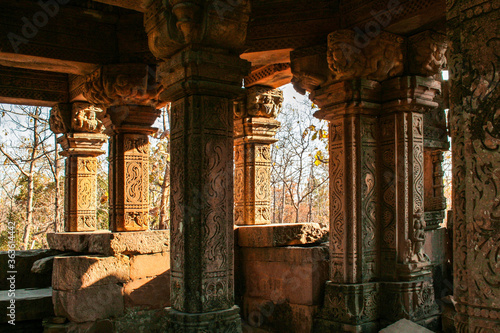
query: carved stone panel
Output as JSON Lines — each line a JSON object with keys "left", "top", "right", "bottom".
{"left": 447, "top": 2, "right": 500, "bottom": 331}
{"left": 109, "top": 132, "right": 151, "bottom": 232}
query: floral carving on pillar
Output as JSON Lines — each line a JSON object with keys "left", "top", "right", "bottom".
{"left": 234, "top": 86, "right": 282, "bottom": 225}
{"left": 447, "top": 1, "right": 500, "bottom": 331}
{"left": 50, "top": 103, "right": 107, "bottom": 232}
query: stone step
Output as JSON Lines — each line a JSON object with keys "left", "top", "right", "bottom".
{"left": 0, "top": 287, "right": 54, "bottom": 323}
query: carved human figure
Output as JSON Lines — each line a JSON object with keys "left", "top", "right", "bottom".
{"left": 412, "top": 210, "right": 427, "bottom": 262}
{"left": 410, "top": 31, "right": 448, "bottom": 77}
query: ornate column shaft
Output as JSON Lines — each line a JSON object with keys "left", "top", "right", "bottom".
{"left": 377, "top": 31, "right": 447, "bottom": 327}
{"left": 145, "top": 0, "right": 251, "bottom": 330}
{"left": 50, "top": 103, "right": 107, "bottom": 232}
{"left": 83, "top": 64, "right": 162, "bottom": 231}
{"left": 234, "top": 86, "right": 282, "bottom": 225}
{"left": 292, "top": 30, "right": 406, "bottom": 332}
{"left": 447, "top": 2, "right": 500, "bottom": 332}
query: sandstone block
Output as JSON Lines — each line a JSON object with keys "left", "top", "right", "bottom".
{"left": 53, "top": 255, "right": 130, "bottom": 290}
{"left": 53, "top": 284, "right": 124, "bottom": 323}
{"left": 47, "top": 231, "right": 169, "bottom": 256}
{"left": 237, "top": 223, "right": 327, "bottom": 248}
{"left": 130, "top": 252, "right": 170, "bottom": 280}
{"left": 123, "top": 272, "right": 171, "bottom": 309}
{"left": 243, "top": 296, "right": 318, "bottom": 333}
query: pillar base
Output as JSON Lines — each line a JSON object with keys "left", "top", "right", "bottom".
{"left": 379, "top": 277, "right": 440, "bottom": 324}
{"left": 314, "top": 282, "right": 379, "bottom": 332}
{"left": 166, "top": 306, "right": 242, "bottom": 333}
{"left": 314, "top": 319, "right": 379, "bottom": 333}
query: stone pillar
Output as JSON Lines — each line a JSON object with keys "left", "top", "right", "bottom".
{"left": 291, "top": 30, "right": 405, "bottom": 332}
{"left": 83, "top": 64, "right": 162, "bottom": 231}
{"left": 145, "top": 0, "right": 251, "bottom": 330}
{"left": 447, "top": 2, "right": 500, "bottom": 332}
{"left": 378, "top": 75, "right": 441, "bottom": 326}
{"left": 234, "top": 86, "right": 282, "bottom": 226}
{"left": 291, "top": 29, "right": 445, "bottom": 331}
{"left": 49, "top": 103, "right": 107, "bottom": 232}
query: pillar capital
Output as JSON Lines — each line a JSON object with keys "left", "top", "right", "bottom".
{"left": 157, "top": 48, "right": 251, "bottom": 102}
{"left": 234, "top": 85, "right": 283, "bottom": 120}
{"left": 83, "top": 64, "right": 162, "bottom": 109}
{"left": 327, "top": 30, "right": 404, "bottom": 82}
{"left": 290, "top": 44, "right": 329, "bottom": 95}
{"left": 144, "top": 0, "right": 251, "bottom": 59}
{"left": 50, "top": 102, "right": 105, "bottom": 136}
{"left": 408, "top": 30, "right": 448, "bottom": 77}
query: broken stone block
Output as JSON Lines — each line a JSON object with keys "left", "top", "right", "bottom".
{"left": 379, "top": 319, "right": 434, "bottom": 333}
{"left": 47, "top": 231, "right": 169, "bottom": 256}
{"left": 53, "top": 255, "right": 130, "bottom": 291}
{"left": 53, "top": 284, "right": 124, "bottom": 323}
{"left": 129, "top": 252, "right": 170, "bottom": 280}
{"left": 237, "top": 223, "right": 328, "bottom": 248}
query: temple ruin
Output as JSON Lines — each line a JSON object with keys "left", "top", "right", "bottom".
{"left": 0, "top": 0, "right": 498, "bottom": 332}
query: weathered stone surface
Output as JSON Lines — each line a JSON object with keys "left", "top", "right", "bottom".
{"left": 47, "top": 231, "right": 169, "bottom": 256}
{"left": 166, "top": 306, "right": 242, "bottom": 333}
{"left": 53, "top": 284, "right": 124, "bottom": 323}
{"left": 0, "top": 250, "right": 61, "bottom": 290}
{"left": 240, "top": 246, "right": 328, "bottom": 306}
{"left": 237, "top": 223, "right": 327, "bottom": 248}
{"left": 129, "top": 252, "right": 170, "bottom": 280}
{"left": 379, "top": 319, "right": 434, "bottom": 333}
{"left": 53, "top": 255, "right": 130, "bottom": 291}
{"left": 123, "top": 273, "right": 170, "bottom": 309}
{"left": 243, "top": 296, "right": 318, "bottom": 333}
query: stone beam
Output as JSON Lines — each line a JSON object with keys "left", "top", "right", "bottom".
{"left": 0, "top": 65, "right": 68, "bottom": 106}
{"left": 0, "top": 0, "right": 117, "bottom": 73}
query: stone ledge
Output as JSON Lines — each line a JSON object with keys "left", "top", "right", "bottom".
{"left": 47, "top": 231, "right": 169, "bottom": 256}
{"left": 237, "top": 223, "right": 327, "bottom": 248}
{"left": 0, "top": 287, "right": 53, "bottom": 323}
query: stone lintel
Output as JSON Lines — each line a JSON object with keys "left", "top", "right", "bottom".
{"left": 237, "top": 223, "right": 327, "bottom": 248}
{"left": 47, "top": 231, "right": 169, "bottom": 256}
{"left": 244, "top": 63, "right": 292, "bottom": 88}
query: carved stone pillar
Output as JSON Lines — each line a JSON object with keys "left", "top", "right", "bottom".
{"left": 378, "top": 76, "right": 441, "bottom": 326}
{"left": 83, "top": 64, "right": 162, "bottom": 231}
{"left": 234, "top": 86, "right": 282, "bottom": 225}
{"left": 291, "top": 30, "right": 405, "bottom": 332}
{"left": 49, "top": 103, "right": 107, "bottom": 232}
{"left": 447, "top": 2, "right": 500, "bottom": 332}
{"left": 145, "top": 0, "right": 251, "bottom": 330}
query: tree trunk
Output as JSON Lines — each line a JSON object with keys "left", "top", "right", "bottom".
{"left": 159, "top": 163, "right": 169, "bottom": 229}
{"left": 23, "top": 174, "right": 34, "bottom": 250}
{"left": 54, "top": 135, "right": 61, "bottom": 232}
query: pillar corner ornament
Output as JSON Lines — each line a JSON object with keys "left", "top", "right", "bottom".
{"left": 144, "top": 0, "right": 251, "bottom": 60}
{"left": 408, "top": 30, "right": 448, "bottom": 77}
{"left": 327, "top": 29, "right": 404, "bottom": 82}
